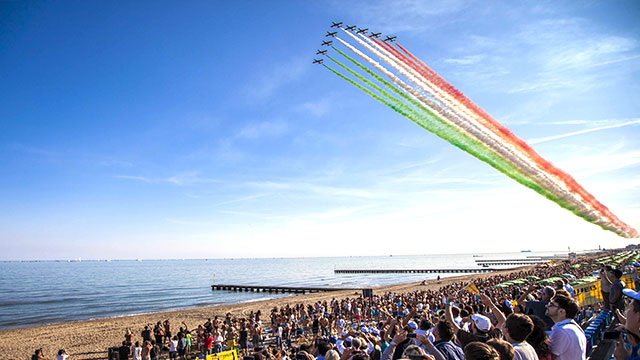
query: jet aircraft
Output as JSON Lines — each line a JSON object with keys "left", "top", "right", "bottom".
{"left": 313, "top": 59, "right": 324, "bottom": 64}
{"left": 345, "top": 25, "right": 356, "bottom": 31}
{"left": 331, "top": 22, "right": 343, "bottom": 28}
{"left": 384, "top": 36, "right": 397, "bottom": 42}
{"left": 326, "top": 31, "right": 337, "bottom": 37}
{"left": 370, "top": 32, "right": 381, "bottom": 38}
{"left": 356, "top": 28, "right": 368, "bottom": 34}
{"left": 321, "top": 40, "right": 333, "bottom": 46}
{"left": 316, "top": 50, "right": 327, "bottom": 55}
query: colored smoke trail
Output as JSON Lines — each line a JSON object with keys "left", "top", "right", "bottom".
{"left": 317, "top": 26, "right": 638, "bottom": 238}
{"left": 327, "top": 47, "right": 607, "bottom": 230}
{"left": 338, "top": 31, "right": 608, "bottom": 228}
{"left": 385, "top": 39, "right": 631, "bottom": 234}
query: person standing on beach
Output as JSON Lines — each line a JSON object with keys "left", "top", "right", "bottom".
{"left": 153, "top": 322, "right": 164, "bottom": 346}
{"left": 168, "top": 337, "right": 178, "bottom": 360}
{"left": 132, "top": 342, "right": 142, "bottom": 360}
{"left": 164, "top": 320, "right": 172, "bottom": 343}
{"left": 141, "top": 340, "right": 151, "bottom": 360}
{"left": 141, "top": 326, "right": 152, "bottom": 343}
{"left": 150, "top": 340, "right": 160, "bottom": 360}
{"left": 119, "top": 341, "right": 131, "bottom": 360}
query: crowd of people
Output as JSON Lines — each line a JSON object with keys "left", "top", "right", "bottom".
{"left": 32, "top": 252, "right": 640, "bottom": 360}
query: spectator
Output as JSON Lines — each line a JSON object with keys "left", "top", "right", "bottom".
{"left": 545, "top": 296, "right": 586, "bottom": 360}
{"left": 150, "top": 340, "right": 160, "bottom": 360}
{"left": 168, "top": 336, "right": 178, "bottom": 360}
{"left": 518, "top": 286, "right": 555, "bottom": 331}
{"left": 118, "top": 341, "right": 131, "bottom": 360}
{"left": 464, "top": 342, "right": 500, "bottom": 360}
{"left": 502, "top": 314, "right": 538, "bottom": 360}
{"left": 56, "top": 349, "right": 69, "bottom": 360}
{"left": 600, "top": 266, "right": 613, "bottom": 310}
{"left": 610, "top": 269, "right": 626, "bottom": 313}
{"left": 486, "top": 339, "right": 515, "bottom": 360}
{"left": 132, "top": 341, "right": 142, "bottom": 360}
{"left": 32, "top": 349, "right": 45, "bottom": 360}
{"left": 614, "top": 288, "right": 640, "bottom": 360}
{"left": 526, "top": 316, "right": 551, "bottom": 360}
{"left": 432, "top": 321, "right": 464, "bottom": 360}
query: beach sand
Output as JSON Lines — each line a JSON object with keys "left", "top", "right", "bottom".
{"left": 0, "top": 266, "right": 534, "bottom": 360}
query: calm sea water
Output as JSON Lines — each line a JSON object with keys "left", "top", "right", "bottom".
{"left": 0, "top": 251, "right": 564, "bottom": 329}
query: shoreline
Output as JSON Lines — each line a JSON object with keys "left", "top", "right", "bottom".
{"left": 0, "top": 265, "right": 536, "bottom": 360}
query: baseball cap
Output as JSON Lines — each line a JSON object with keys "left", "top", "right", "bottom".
{"left": 623, "top": 288, "right": 640, "bottom": 301}
{"left": 471, "top": 314, "right": 492, "bottom": 332}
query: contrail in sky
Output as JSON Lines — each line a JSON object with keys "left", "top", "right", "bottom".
{"left": 317, "top": 24, "right": 638, "bottom": 238}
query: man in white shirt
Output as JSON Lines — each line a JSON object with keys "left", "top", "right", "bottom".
{"left": 545, "top": 295, "right": 586, "bottom": 360}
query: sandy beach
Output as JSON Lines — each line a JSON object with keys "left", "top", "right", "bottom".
{"left": 0, "top": 266, "right": 535, "bottom": 360}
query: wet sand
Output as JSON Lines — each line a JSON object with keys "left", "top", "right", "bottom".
{"left": 0, "top": 266, "right": 533, "bottom": 360}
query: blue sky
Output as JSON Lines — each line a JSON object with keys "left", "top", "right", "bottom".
{"left": 1, "top": 0, "right": 639, "bottom": 260}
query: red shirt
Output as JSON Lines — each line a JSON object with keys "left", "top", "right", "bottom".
{"left": 205, "top": 336, "right": 213, "bottom": 349}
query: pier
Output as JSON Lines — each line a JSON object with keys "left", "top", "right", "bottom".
{"left": 475, "top": 259, "right": 546, "bottom": 263}
{"left": 473, "top": 261, "right": 544, "bottom": 266}
{"left": 334, "top": 268, "right": 503, "bottom": 274}
{"left": 211, "top": 284, "right": 358, "bottom": 294}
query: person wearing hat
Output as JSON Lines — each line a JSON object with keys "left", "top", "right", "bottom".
{"left": 613, "top": 288, "right": 640, "bottom": 360}
{"left": 633, "top": 263, "right": 640, "bottom": 293}
{"left": 444, "top": 298, "right": 501, "bottom": 348}
{"left": 544, "top": 296, "right": 586, "bottom": 360}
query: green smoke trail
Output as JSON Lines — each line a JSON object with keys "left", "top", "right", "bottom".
{"left": 323, "top": 59, "right": 603, "bottom": 229}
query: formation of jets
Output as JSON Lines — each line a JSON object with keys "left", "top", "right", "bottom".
{"left": 315, "top": 22, "right": 397, "bottom": 65}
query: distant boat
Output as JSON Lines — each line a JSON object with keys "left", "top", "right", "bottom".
{"left": 136, "top": 259, "right": 142, "bottom": 262}
{"left": 521, "top": 250, "right": 532, "bottom": 252}
{"left": 473, "top": 255, "right": 482, "bottom": 257}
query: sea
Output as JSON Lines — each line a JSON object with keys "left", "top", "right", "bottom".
{"left": 0, "top": 251, "right": 569, "bottom": 330}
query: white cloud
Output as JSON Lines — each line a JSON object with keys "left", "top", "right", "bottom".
{"left": 294, "top": 98, "right": 331, "bottom": 117}
{"left": 115, "top": 172, "right": 220, "bottom": 186}
{"left": 246, "top": 57, "right": 308, "bottom": 101}
{"left": 444, "top": 54, "right": 487, "bottom": 65}
{"left": 236, "top": 119, "right": 288, "bottom": 139}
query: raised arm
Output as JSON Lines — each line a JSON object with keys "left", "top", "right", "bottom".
{"left": 478, "top": 293, "right": 506, "bottom": 327}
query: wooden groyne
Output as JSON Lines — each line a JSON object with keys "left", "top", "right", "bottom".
{"left": 211, "top": 284, "right": 358, "bottom": 294}
{"left": 334, "top": 268, "right": 503, "bottom": 274}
